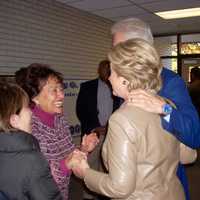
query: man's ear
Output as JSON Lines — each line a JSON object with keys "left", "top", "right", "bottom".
{"left": 9, "top": 114, "right": 19, "bottom": 129}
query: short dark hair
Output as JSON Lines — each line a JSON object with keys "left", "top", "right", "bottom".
{"left": 98, "top": 60, "right": 110, "bottom": 82}
{"left": 15, "top": 63, "right": 63, "bottom": 101}
{"left": 191, "top": 67, "right": 200, "bottom": 79}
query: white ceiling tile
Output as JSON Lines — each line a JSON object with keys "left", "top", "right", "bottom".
{"left": 150, "top": 23, "right": 178, "bottom": 35}
{"left": 56, "top": 0, "right": 79, "bottom": 3}
{"left": 110, "top": 12, "right": 162, "bottom": 23}
{"left": 93, "top": 5, "right": 145, "bottom": 18}
{"left": 129, "top": 0, "right": 164, "bottom": 4}
{"left": 67, "top": 0, "right": 132, "bottom": 11}
{"left": 55, "top": 0, "right": 200, "bottom": 34}
{"left": 151, "top": 16, "right": 200, "bottom": 35}
{"left": 140, "top": 0, "right": 200, "bottom": 12}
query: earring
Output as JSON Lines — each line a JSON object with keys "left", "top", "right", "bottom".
{"left": 122, "top": 80, "right": 126, "bottom": 85}
{"left": 33, "top": 98, "right": 40, "bottom": 105}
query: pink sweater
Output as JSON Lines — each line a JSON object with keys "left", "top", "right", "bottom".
{"left": 31, "top": 105, "right": 75, "bottom": 200}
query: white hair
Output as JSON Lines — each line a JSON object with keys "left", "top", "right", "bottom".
{"left": 111, "top": 18, "right": 154, "bottom": 45}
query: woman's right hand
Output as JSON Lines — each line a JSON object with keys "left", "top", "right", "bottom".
{"left": 71, "top": 150, "right": 89, "bottom": 179}
{"left": 64, "top": 149, "right": 87, "bottom": 169}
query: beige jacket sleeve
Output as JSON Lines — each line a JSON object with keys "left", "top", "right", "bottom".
{"left": 84, "top": 112, "right": 137, "bottom": 199}
{"left": 180, "top": 143, "right": 197, "bottom": 164}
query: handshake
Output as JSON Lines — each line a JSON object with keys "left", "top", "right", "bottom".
{"left": 64, "top": 149, "right": 89, "bottom": 179}
{"left": 67, "top": 149, "right": 88, "bottom": 168}
{"left": 63, "top": 132, "right": 99, "bottom": 178}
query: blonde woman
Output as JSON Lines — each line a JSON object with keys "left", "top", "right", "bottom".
{"left": 70, "top": 39, "right": 198, "bottom": 200}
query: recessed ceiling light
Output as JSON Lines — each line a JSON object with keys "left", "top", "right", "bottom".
{"left": 155, "top": 7, "right": 200, "bottom": 19}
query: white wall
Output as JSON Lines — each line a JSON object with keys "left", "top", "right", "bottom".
{"left": 0, "top": 0, "right": 113, "bottom": 79}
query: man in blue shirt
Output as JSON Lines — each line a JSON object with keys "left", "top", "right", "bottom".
{"left": 111, "top": 17, "right": 200, "bottom": 200}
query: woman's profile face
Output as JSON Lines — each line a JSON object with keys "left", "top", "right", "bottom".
{"left": 34, "top": 76, "right": 65, "bottom": 114}
{"left": 108, "top": 66, "right": 127, "bottom": 99}
{"left": 13, "top": 104, "right": 32, "bottom": 133}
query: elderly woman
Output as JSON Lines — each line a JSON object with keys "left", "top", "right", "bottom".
{"left": 15, "top": 63, "right": 98, "bottom": 200}
{"left": 0, "top": 82, "right": 62, "bottom": 199}
{"left": 70, "top": 39, "right": 197, "bottom": 200}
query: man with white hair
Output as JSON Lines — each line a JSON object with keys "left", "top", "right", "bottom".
{"left": 111, "top": 17, "right": 200, "bottom": 200}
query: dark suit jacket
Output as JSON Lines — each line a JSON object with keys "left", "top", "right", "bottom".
{"left": 0, "top": 191, "right": 9, "bottom": 200}
{"left": 76, "top": 78, "right": 121, "bottom": 136}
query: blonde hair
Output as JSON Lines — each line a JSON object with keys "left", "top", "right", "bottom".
{"left": 0, "top": 82, "right": 29, "bottom": 132}
{"left": 108, "top": 39, "right": 162, "bottom": 93}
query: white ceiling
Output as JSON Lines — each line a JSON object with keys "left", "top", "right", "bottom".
{"left": 56, "top": 0, "right": 200, "bottom": 35}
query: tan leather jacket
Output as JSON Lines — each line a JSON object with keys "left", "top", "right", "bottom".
{"left": 84, "top": 104, "right": 185, "bottom": 200}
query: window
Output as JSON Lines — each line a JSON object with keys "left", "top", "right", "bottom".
{"left": 161, "top": 58, "right": 177, "bottom": 73}
{"left": 154, "top": 36, "right": 177, "bottom": 56}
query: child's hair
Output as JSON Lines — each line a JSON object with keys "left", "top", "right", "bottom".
{"left": 0, "top": 82, "right": 29, "bottom": 132}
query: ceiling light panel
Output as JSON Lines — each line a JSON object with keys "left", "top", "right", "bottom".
{"left": 155, "top": 7, "right": 200, "bottom": 19}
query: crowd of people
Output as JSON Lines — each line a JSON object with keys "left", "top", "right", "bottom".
{"left": 0, "top": 17, "right": 199, "bottom": 200}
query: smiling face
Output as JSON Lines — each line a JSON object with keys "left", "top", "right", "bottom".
{"left": 33, "top": 76, "right": 65, "bottom": 114}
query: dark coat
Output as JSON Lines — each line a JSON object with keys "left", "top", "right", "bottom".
{"left": 189, "top": 80, "right": 200, "bottom": 117}
{"left": 0, "top": 131, "right": 62, "bottom": 200}
{"left": 76, "top": 79, "right": 121, "bottom": 136}
{"left": 0, "top": 191, "right": 10, "bottom": 200}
